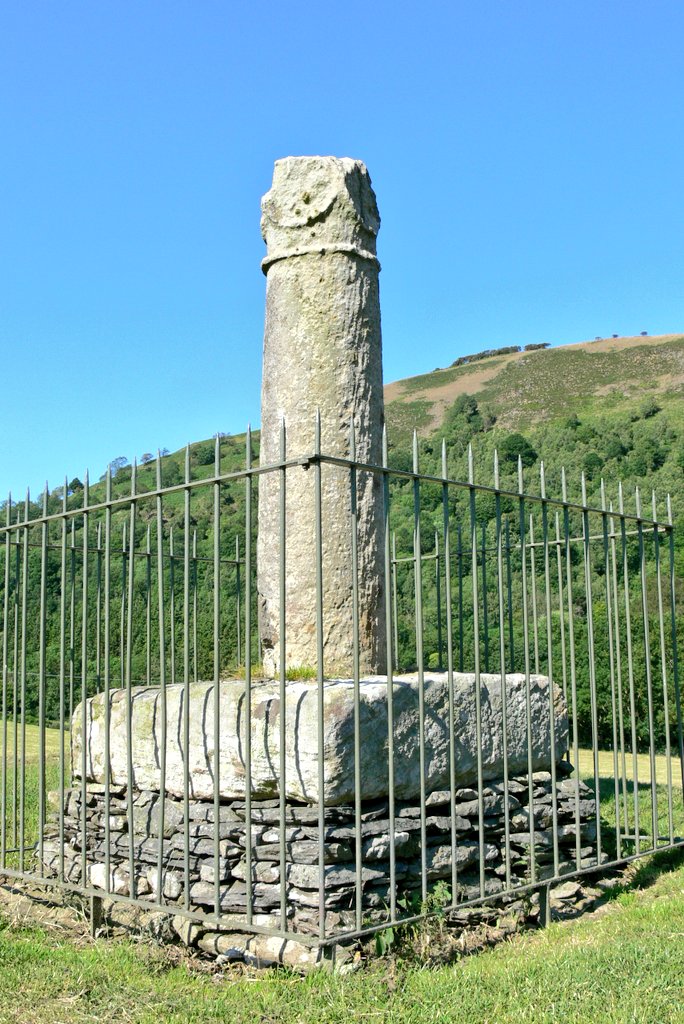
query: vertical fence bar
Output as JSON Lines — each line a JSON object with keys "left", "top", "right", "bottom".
{"left": 155, "top": 452, "right": 168, "bottom": 906}
{"left": 183, "top": 448, "right": 191, "bottom": 909}
{"left": 505, "top": 518, "right": 515, "bottom": 674}
{"left": 169, "top": 529, "right": 176, "bottom": 687}
{"left": 314, "top": 411, "right": 327, "bottom": 941}
{"left": 601, "top": 482, "right": 622, "bottom": 860}
{"left": 435, "top": 530, "right": 443, "bottom": 671}
{"left": 619, "top": 482, "right": 640, "bottom": 853}
{"left": 561, "top": 469, "right": 582, "bottom": 870}
{"left": 146, "top": 527, "right": 152, "bottom": 686}
{"left": 517, "top": 461, "right": 535, "bottom": 885}
{"left": 391, "top": 532, "right": 399, "bottom": 672}
{"left": 609, "top": 502, "right": 630, "bottom": 840}
{"left": 1, "top": 495, "right": 11, "bottom": 868}
{"left": 667, "top": 495, "right": 684, "bottom": 795}
{"left": 554, "top": 513, "right": 568, "bottom": 704}
{"left": 457, "top": 524, "right": 464, "bottom": 673}
{"left": 192, "top": 531, "right": 198, "bottom": 684}
{"left": 214, "top": 437, "right": 223, "bottom": 919}
{"left": 95, "top": 523, "right": 102, "bottom": 693}
{"left": 69, "top": 519, "right": 76, "bottom": 724}
{"left": 243, "top": 430, "right": 253, "bottom": 926}
{"left": 636, "top": 487, "right": 658, "bottom": 849}
{"left": 349, "top": 419, "right": 363, "bottom": 931}
{"left": 37, "top": 484, "right": 48, "bottom": 876}
{"left": 18, "top": 492, "right": 28, "bottom": 872}
{"left": 58, "top": 484, "right": 67, "bottom": 883}
{"left": 382, "top": 427, "right": 397, "bottom": 922}
{"left": 103, "top": 468, "right": 112, "bottom": 894}
{"left": 413, "top": 431, "right": 428, "bottom": 903}
{"left": 125, "top": 464, "right": 137, "bottom": 898}
{"left": 442, "top": 441, "right": 459, "bottom": 904}
{"left": 581, "top": 473, "right": 602, "bottom": 865}
{"left": 278, "top": 418, "right": 287, "bottom": 932}
{"left": 235, "top": 535, "right": 241, "bottom": 668}
{"left": 80, "top": 475, "right": 90, "bottom": 887}
{"left": 494, "top": 451, "right": 511, "bottom": 887}
{"left": 539, "top": 464, "right": 559, "bottom": 876}
{"left": 481, "top": 524, "right": 489, "bottom": 673}
{"left": 12, "top": 519, "right": 20, "bottom": 849}
{"left": 469, "top": 446, "right": 485, "bottom": 897}
{"left": 652, "top": 492, "right": 674, "bottom": 845}
{"left": 120, "top": 521, "right": 127, "bottom": 690}
{"left": 529, "top": 516, "right": 539, "bottom": 675}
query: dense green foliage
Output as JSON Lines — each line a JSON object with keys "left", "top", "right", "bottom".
{"left": 1, "top": 337, "right": 683, "bottom": 755}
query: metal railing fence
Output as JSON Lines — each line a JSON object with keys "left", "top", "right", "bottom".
{"left": 0, "top": 421, "right": 682, "bottom": 949}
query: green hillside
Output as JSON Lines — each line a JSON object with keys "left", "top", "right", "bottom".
{"left": 385, "top": 333, "right": 684, "bottom": 440}
{"left": 385, "top": 333, "right": 684, "bottom": 523}
{"left": 2, "top": 332, "right": 683, "bottom": 757}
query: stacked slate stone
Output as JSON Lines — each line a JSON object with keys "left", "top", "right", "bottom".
{"left": 42, "top": 762, "right": 599, "bottom": 941}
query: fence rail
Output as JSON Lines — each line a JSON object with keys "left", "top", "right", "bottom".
{"left": 0, "top": 422, "right": 682, "bottom": 950}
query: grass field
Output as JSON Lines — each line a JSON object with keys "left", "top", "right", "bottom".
{"left": 0, "top": 849, "right": 682, "bottom": 1022}
{"left": 577, "top": 747, "right": 683, "bottom": 788}
{"left": 0, "top": 729, "right": 683, "bottom": 1022}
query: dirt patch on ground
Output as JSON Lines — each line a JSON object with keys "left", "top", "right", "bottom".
{"left": 0, "top": 881, "right": 89, "bottom": 940}
{"left": 384, "top": 356, "right": 518, "bottom": 428}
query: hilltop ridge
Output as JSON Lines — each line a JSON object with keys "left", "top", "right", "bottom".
{"left": 384, "top": 333, "right": 684, "bottom": 441}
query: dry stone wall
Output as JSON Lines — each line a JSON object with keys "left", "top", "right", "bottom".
{"left": 43, "top": 763, "right": 599, "bottom": 959}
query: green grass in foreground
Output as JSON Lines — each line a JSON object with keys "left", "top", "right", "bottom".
{"left": 1, "top": 730, "right": 684, "bottom": 1021}
{"left": 0, "top": 852, "right": 683, "bottom": 1023}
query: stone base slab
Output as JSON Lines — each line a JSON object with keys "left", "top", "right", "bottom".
{"left": 72, "top": 673, "right": 568, "bottom": 805}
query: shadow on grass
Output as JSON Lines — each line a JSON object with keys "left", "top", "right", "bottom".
{"left": 582, "top": 774, "right": 684, "bottom": 897}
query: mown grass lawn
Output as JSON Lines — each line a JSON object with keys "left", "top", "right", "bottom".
{"left": 0, "top": 851, "right": 683, "bottom": 1024}
{"left": 0, "top": 729, "right": 683, "bottom": 1022}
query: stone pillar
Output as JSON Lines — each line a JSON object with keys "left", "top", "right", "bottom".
{"left": 257, "top": 156, "right": 386, "bottom": 679}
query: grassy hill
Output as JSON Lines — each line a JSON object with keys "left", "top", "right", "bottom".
{"left": 46, "top": 331, "right": 683, "bottom": 505}
{"left": 382, "top": 332, "right": 684, "bottom": 538}
{"left": 384, "top": 334, "right": 684, "bottom": 442}
{"left": 4, "top": 331, "right": 683, "bottom": 749}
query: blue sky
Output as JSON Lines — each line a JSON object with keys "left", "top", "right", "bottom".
{"left": 1, "top": 1, "right": 683, "bottom": 496}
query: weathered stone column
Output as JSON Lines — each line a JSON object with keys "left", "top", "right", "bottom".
{"left": 257, "top": 156, "right": 386, "bottom": 678}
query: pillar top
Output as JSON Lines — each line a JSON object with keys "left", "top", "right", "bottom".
{"left": 260, "top": 156, "right": 381, "bottom": 274}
